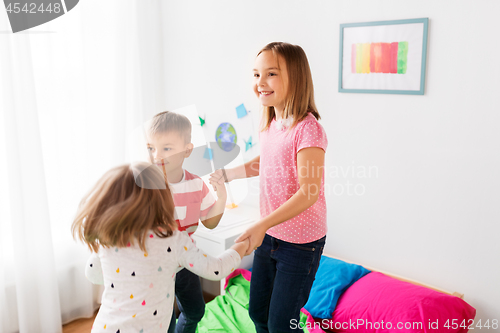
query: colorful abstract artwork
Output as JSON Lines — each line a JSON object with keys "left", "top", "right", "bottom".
{"left": 339, "top": 18, "right": 428, "bottom": 95}
{"left": 351, "top": 42, "right": 408, "bottom": 74}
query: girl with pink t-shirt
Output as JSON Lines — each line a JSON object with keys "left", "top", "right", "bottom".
{"left": 210, "top": 42, "right": 327, "bottom": 333}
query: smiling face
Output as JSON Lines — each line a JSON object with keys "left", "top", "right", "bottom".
{"left": 253, "top": 50, "right": 289, "bottom": 117}
{"left": 147, "top": 131, "right": 192, "bottom": 182}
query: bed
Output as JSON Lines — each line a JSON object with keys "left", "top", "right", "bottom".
{"left": 195, "top": 254, "right": 476, "bottom": 333}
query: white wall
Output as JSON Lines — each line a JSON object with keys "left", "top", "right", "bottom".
{"left": 157, "top": 0, "right": 500, "bottom": 323}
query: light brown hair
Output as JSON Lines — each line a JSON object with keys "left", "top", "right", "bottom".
{"left": 148, "top": 111, "right": 192, "bottom": 144}
{"left": 71, "top": 162, "right": 177, "bottom": 253}
{"left": 258, "top": 42, "right": 320, "bottom": 131}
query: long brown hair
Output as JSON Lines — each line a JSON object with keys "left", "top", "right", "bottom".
{"left": 258, "top": 42, "right": 320, "bottom": 131}
{"left": 72, "top": 162, "right": 177, "bottom": 253}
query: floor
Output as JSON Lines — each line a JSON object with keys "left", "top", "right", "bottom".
{"left": 62, "top": 310, "right": 97, "bottom": 333}
{"left": 61, "top": 293, "right": 215, "bottom": 332}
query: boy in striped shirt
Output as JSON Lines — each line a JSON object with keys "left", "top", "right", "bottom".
{"left": 146, "top": 111, "right": 227, "bottom": 333}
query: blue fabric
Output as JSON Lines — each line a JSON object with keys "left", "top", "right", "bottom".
{"left": 249, "top": 234, "right": 326, "bottom": 333}
{"left": 168, "top": 268, "right": 206, "bottom": 333}
{"left": 304, "top": 256, "right": 370, "bottom": 319}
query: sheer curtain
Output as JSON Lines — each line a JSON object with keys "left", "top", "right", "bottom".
{"left": 0, "top": 1, "right": 166, "bottom": 331}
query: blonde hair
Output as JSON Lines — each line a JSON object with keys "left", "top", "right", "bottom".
{"left": 71, "top": 162, "right": 177, "bottom": 253}
{"left": 258, "top": 42, "right": 320, "bottom": 131}
{"left": 148, "top": 111, "right": 192, "bottom": 144}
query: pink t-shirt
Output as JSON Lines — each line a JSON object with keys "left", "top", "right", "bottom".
{"left": 259, "top": 113, "right": 328, "bottom": 244}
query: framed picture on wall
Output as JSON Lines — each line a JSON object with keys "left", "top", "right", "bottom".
{"left": 339, "top": 18, "right": 429, "bottom": 95}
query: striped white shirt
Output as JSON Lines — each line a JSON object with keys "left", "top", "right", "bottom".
{"left": 169, "top": 169, "right": 216, "bottom": 236}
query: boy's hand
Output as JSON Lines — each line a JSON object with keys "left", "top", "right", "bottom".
{"left": 231, "top": 238, "right": 251, "bottom": 258}
{"left": 210, "top": 178, "right": 227, "bottom": 198}
{"left": 209, "top": 169, "right": 233, "bottom": 187}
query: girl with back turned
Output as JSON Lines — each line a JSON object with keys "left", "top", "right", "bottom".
{"left": 72, "top": 162, "right": 248, "bottom": 332}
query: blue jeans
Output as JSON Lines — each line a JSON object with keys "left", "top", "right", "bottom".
{"left": 168, "top": 268, "right": 206, "bottom": 333}
{"left": 249, "top": 234, "right": 325, "bottom": 333}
